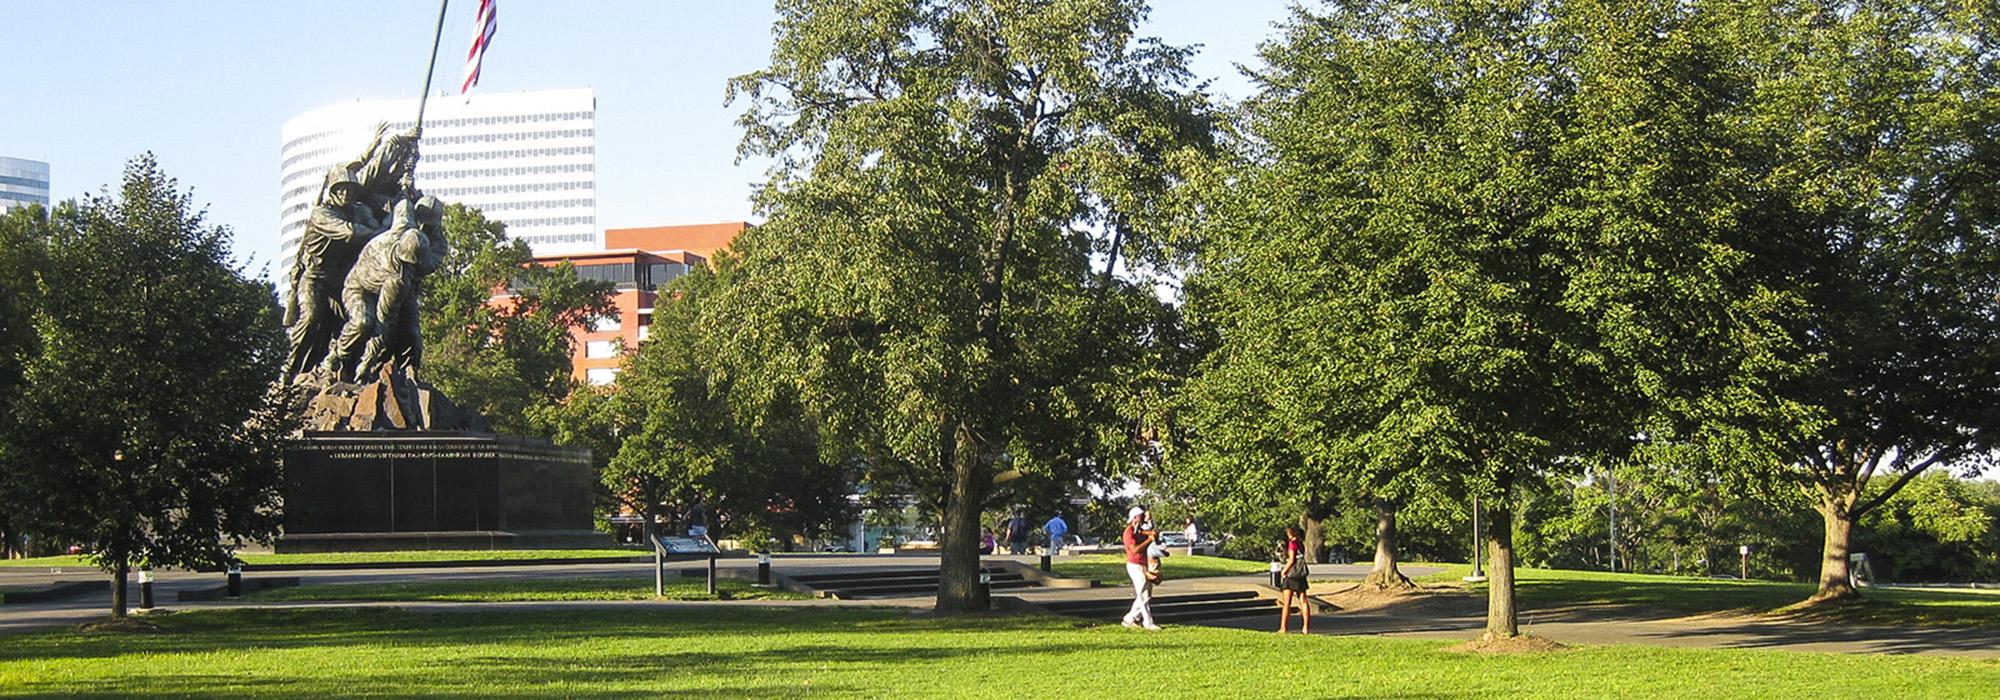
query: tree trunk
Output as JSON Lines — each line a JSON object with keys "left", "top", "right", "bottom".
{"left": 111, "top": 557, "right": 130, "bottom": 618}
{"left": 936, "top": 423, "right": 991, "bottom": 613}
{"left": 1300, "top": 510, "right": 1327, "bottom": 564}
{"left": 1810, "top": 496, "right": 1859, "bottom": 602}
{"left": 1483, "top": 501, "right": 1518, "bottom": 640}
{"left": 1364, "top": 502, "right": 1413, "bottom": 590}
{"left": 639, "top": 499, "right": 657, "bottom": 545}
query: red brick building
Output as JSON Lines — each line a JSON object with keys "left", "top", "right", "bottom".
{"left": 522, "top": 222, "right": 749, "bottom": 384}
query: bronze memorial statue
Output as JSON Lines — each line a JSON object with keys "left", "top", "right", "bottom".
{"left": 283, "top": 123, "right": 417, "bottom": 381}
{"left": 282, "top": 124, "right": 482, "bottom": 433}
{"left": 272, "top": 1, "right": 602, "bottom": 554}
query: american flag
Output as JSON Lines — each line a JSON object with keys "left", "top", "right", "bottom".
{"left": 461, "top": 0, "right": 498, "bottom": 93}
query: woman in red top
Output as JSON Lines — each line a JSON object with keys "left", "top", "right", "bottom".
{"left": 1120, "top": 506, "right": 1159, "bottom": 630}
{"left": 1278, "top": 525, "right": 1311, "bottom": 633}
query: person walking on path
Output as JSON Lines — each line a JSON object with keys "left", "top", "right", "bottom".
{"left": 1043, "top": 512, "right": 1070, "bottom": 556}
{"left": 1278, "top": 525, "right": 1311, "bottom": 634}
{"left": 1122, "top": 506, "right": 1160, "bottom": 630}
{"left": 1006, "top": 512, "right": 1030, "bottom": 555}
{"left": 1182, "top": 517, "right": 1200, "bottom": 556}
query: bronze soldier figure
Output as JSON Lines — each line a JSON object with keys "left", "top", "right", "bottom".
{"left": 282, "top": 169, "right": 386, "bottom": 381}
{"left": 321, "top": 195, "right": 447, "bottom": 383}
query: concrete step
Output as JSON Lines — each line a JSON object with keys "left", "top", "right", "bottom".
{"left": 789, "top": 567, "right": 1010, "bottom": 584}
{"left": 831, "top": 579, "right": 1036, "bottom": 599}
{"left": 815, "top": 572, "right": 1028, "bottom": 588}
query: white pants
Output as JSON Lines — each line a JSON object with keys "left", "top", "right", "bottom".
{"left": 1123, "top": 562, "right": 1154, "bottom": 626}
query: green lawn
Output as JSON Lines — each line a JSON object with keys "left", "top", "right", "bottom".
{"left": 1049, "top": 553, "right": 1269, "bottom": 585}
{"left": 2, "top": 607, "right": 1994, "bottom": 698}
{"left": 1401, "top": 564, "right": 2000, "bottom": 627}
{"left": 0, "top": 548, "right": 651, "bottom": 569}
{"left": 247, "top": 577, "right": 807, "bottom": 603}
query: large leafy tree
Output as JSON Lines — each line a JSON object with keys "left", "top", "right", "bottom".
{"left": 420, "top": 205, "right": 614, "bottom": 435}
{"left": 1213, "top": 0, "right": 1777, "bottom": 638}
{"left": 721, "top": 0, "right": 1214, "bottom": 610}
{"left": 0, "top": 204, "right": 49, "bottom": 559}
{"left": 3, "top": 155, "right": 293, "bottom": 616}
{"left": 1700, "top": 0, "right": 2000, "bottom": 603}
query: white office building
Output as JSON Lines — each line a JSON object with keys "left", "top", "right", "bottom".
{"left": 0, "top": 157, "right": 50, "bottom": 213}
{"left": 278, "top": 88, "right": 598, "bottom": 264}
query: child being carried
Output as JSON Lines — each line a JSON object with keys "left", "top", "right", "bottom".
{"left": 1142, "top": 521, "right": 1171, "bottom": 583}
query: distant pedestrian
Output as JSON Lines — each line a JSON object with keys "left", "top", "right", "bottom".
{"left": 686, "top": 497, "right": 710, "bottom": 540}
{"left": 1043, "top": 512, "right": 1070, "bottom": 556}
{"left": 1006, "top": 512, "right": 1030, "bottom": 555}
{"left": 1121, "top": 506, "right": 1160, "bottom": 630}
{"left": 1278, "top": 525, "right": 1311, "bottom": 634}
{"left": 979, "top": 528, "right": 996, "bottom": 555}
{"left": 1182, "top": 517, "right": 1200, "bottom": 556}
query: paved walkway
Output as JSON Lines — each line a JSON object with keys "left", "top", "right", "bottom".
{"left": 7, "top": 557, "right": 1997, "bottom": 657}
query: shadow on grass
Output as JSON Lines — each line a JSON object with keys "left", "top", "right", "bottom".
{"left": 1510, "top": 572, "right": 2000, "bottom": 628}
{"left": 1641, "top": 614, "right": 2000, "bottom": 656}
{"left": 0, "top": 607, "right": 1173, "bottom": 699}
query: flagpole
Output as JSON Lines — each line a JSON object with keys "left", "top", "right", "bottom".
{"left": 415, "top": 0, "right": 451, "bottom": 132}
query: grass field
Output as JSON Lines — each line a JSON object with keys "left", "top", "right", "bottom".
{"left": 1, "top": 606, "right": 1994, "bottom": 698}
{"left": 0, "top": 548, "right": 652, "bottom": 569}
{"left": 247, "top": 577, "right": 808, "bottom": 603}
{"left": 1050, "top": 553, "right": 1269, "bottom": 584}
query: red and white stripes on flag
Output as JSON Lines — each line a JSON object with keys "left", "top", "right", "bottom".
{"left": 461, "top": 0, "right": 498, "bottom": 94}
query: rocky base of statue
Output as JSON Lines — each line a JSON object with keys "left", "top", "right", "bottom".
{"left": 293, "top": 368, "right": 489, "bottom": 433}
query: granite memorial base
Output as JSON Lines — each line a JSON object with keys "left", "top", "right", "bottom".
{"left": 278, "top": 431, "right": 609, "bottom": 553}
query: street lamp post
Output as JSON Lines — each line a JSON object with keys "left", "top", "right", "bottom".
{"left": 1464, "top": 495, "right": 1487, "bottom": 582}
{"left": 1607, "top": 470, "right": 1617, "bottom": 573}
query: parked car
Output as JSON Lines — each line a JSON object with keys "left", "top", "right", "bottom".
{"left": 1154, "top": 532, "right": 1217, "bottom": 556}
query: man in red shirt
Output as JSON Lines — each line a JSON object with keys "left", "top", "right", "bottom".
{"left": 1121, "top": 505, "right": 1160, "bottom": 630}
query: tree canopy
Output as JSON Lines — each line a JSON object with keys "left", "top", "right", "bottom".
{"left": 1686, "top": 0, "right": 2000, "bottom": 601}
{"left": 0, "top": 155, "right": 293, "bottom": 615}
{"left": 1192, "top": 0, "right": 1822, "bottom": 637}
{"left": 719, "top": 0, "right": 1215, "bottom": 610}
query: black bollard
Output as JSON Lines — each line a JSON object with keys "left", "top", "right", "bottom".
{"left": 226, "top": 564, "right": 243, "bottom": 598}
{"left": 978, "top": 571, "right": 993, "bottom": 611}
{"left": 706, "top": 555, "right": 718, "bottom": 596}
{"left": 138, "top": 569, "right": 154, "bottom": 610}
{"left": 1039, "top": 554, "right": 1051, "bottom": 572}
{"left": 757, "top": 551, "right": 772, "bottom": 586}
{"left": 1269, "top": 561, "right": 1282, "bottom": 589}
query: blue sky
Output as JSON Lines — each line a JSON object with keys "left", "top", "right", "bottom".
{"left": 1, "top": 1, "right": 1296, "bottom": 280}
